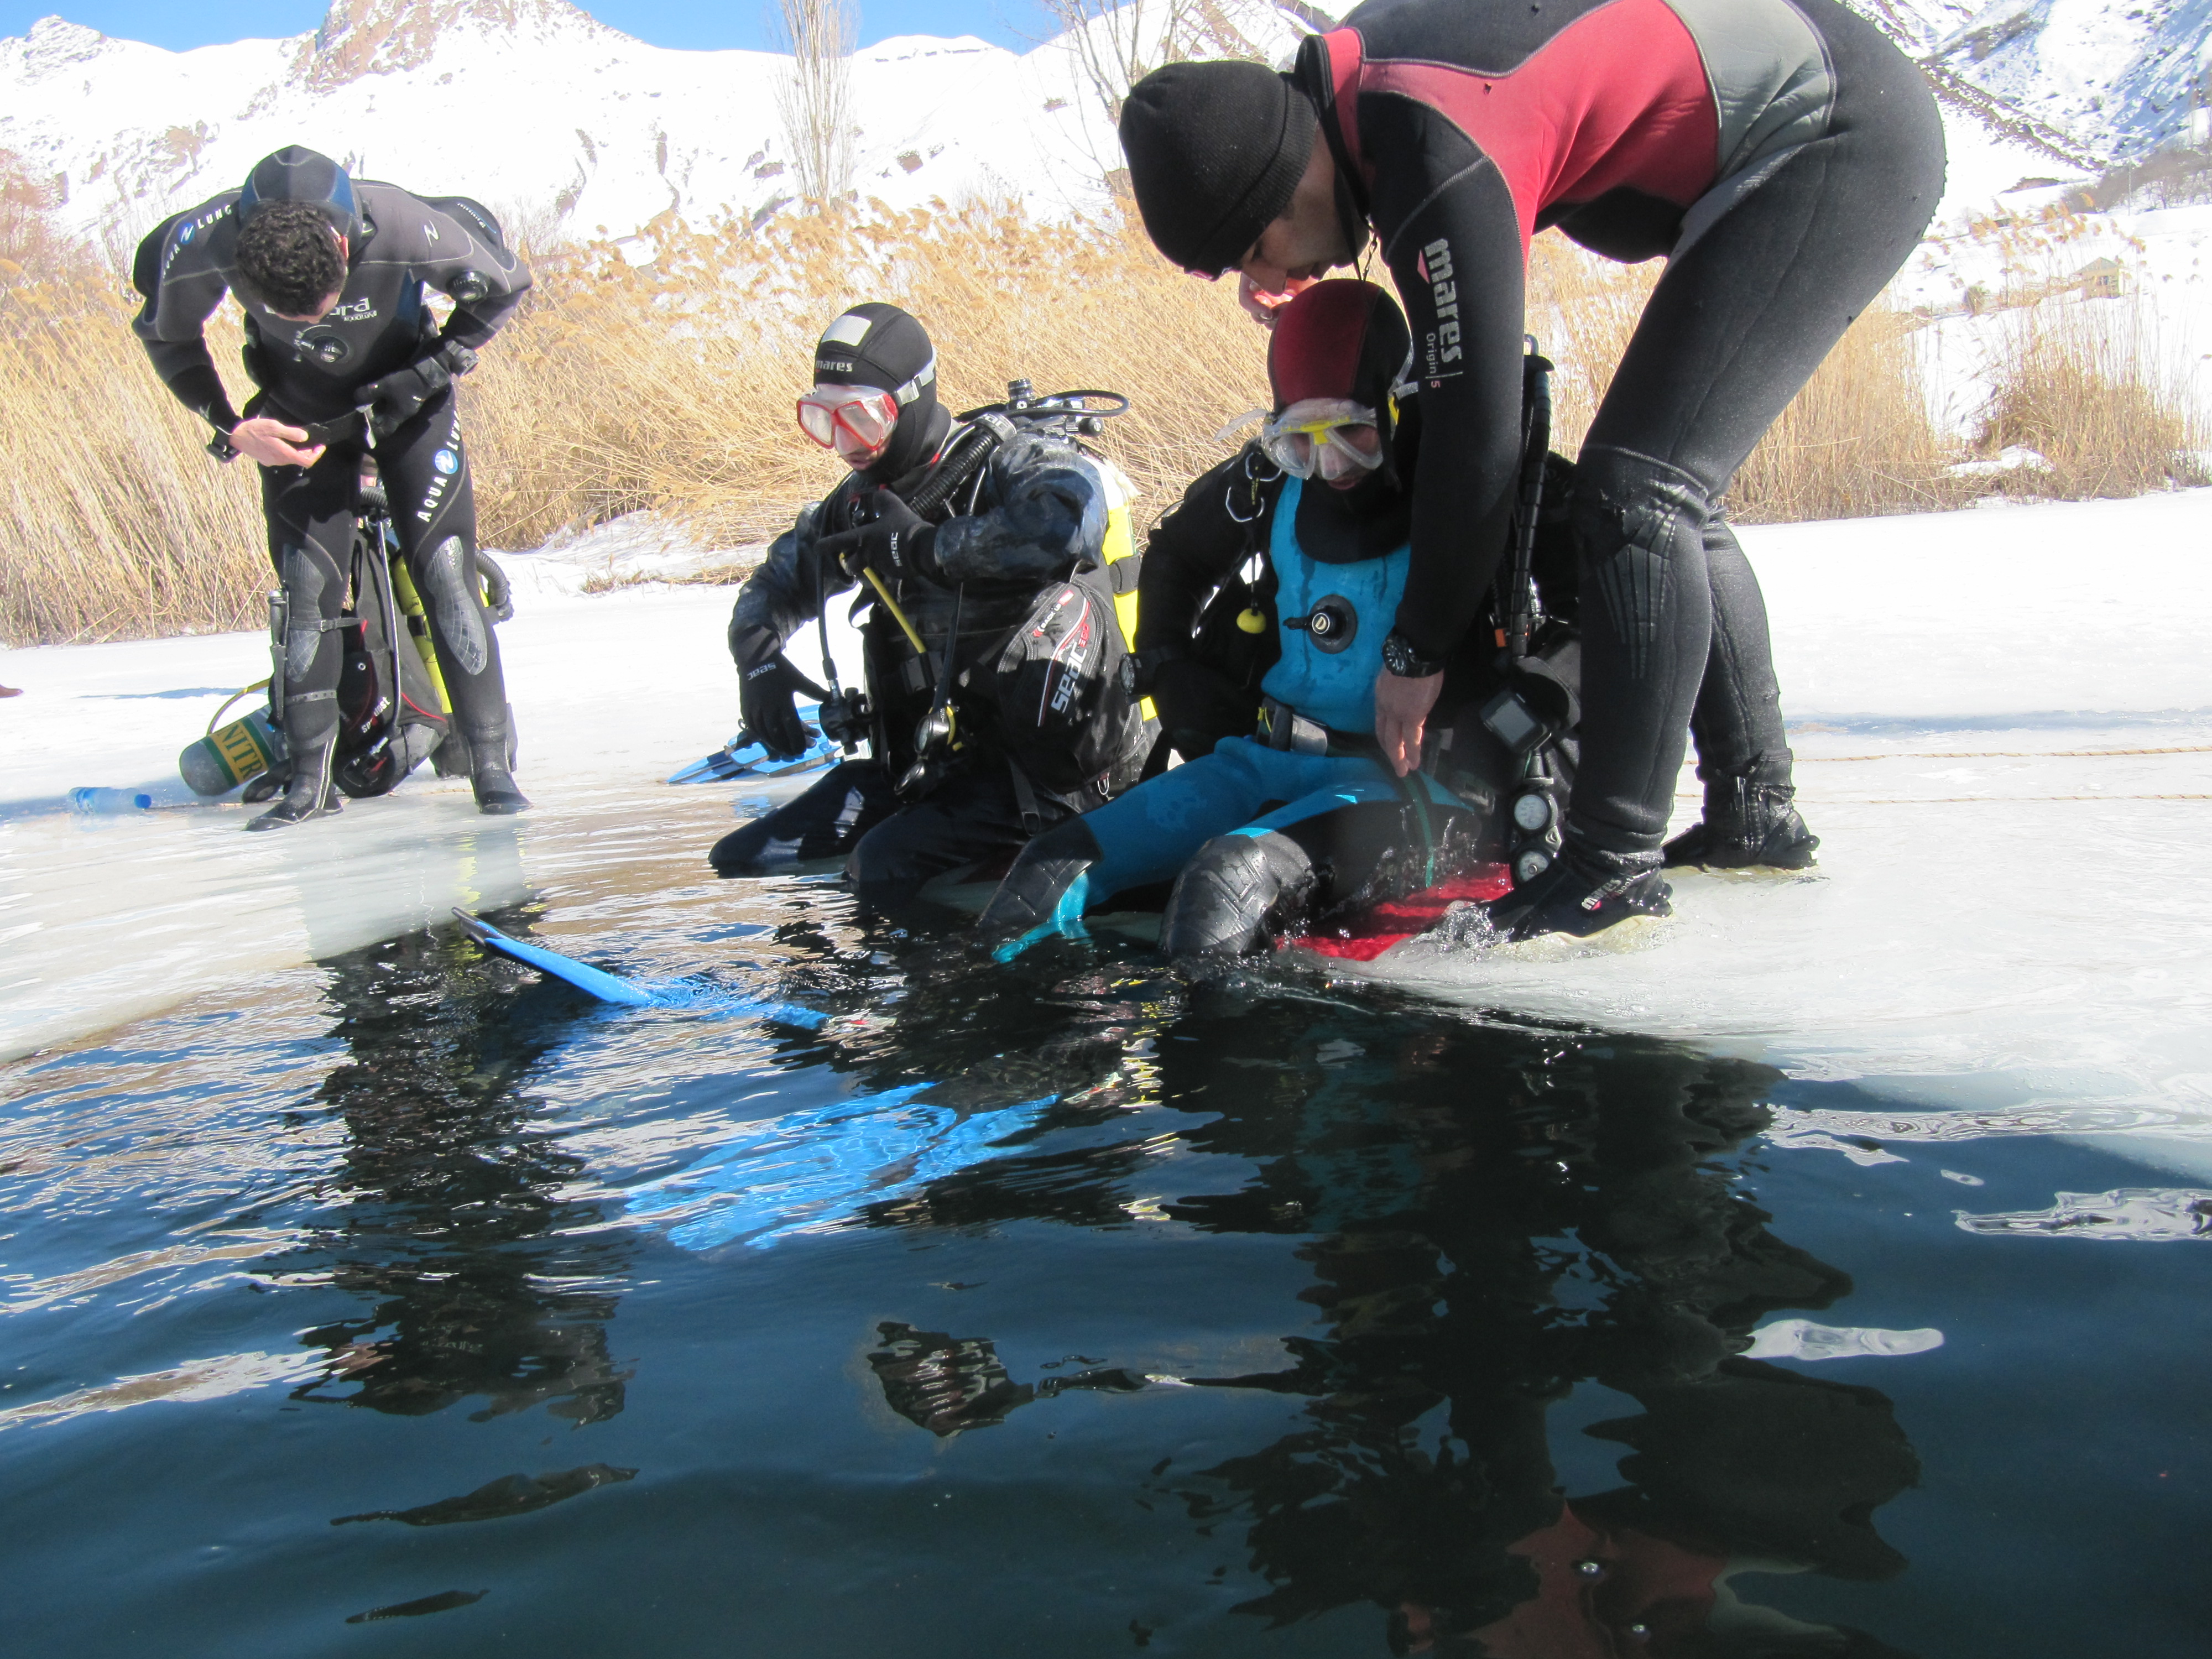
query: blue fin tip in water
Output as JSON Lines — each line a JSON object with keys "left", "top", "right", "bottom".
{"left": 450, "top": 909, "right": 826, "bottom": 1026}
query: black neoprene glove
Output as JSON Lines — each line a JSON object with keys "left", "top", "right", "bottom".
{"left": 814, "top": 488, "right": 938, "bottom": 587}
{"left": 732, "top": 623, "right": 812, "bottom": 760}
{"left": 362, "top": 341, "right": 480, "bottom": 440}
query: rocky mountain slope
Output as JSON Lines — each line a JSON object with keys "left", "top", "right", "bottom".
{"left": 2, "top": 0, "right": 2204, "bottom": 250}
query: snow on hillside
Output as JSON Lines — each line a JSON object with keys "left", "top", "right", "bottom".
{"left": 0, "top": 0, "right": 1306, "bottom": 252}
{"left": 1867, "top": 0, "right": 2212, "bottom": 163}
{"left": 4, "top": 0, "right": 2206, "bottom": 253}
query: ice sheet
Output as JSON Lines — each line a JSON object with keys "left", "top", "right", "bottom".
{"left": 0, "top": 556, "right": 866, "bottom": 1060}
{"left": 2, "top": 497, "right": 2208, "bottom": 1137}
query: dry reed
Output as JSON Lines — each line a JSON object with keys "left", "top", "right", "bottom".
{"left": 1976, "top": 296, "right": 2207, "bottom": 497}
{"left": 4, "top": 182, "right": 2204, "bottom": 647}
{"left": 1527, "top": 235, "right": 1966, "bottom": 521}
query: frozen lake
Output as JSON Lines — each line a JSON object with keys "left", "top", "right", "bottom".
{"left": 3, "top": 492, "right": 2210, "bottom": 1655}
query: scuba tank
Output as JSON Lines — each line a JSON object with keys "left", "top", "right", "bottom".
{"left": 179, "top": 697, "right": 284, "bottom": 796}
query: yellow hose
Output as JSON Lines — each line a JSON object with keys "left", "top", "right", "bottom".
{"left": 861, "top": 568, "right": 931, "bottom": 658}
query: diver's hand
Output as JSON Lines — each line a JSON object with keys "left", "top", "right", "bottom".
{"left": 817, "top": 489, "right": 937, "bottom": 586}
{"left": 1374, "top": 668, "right": 1442, "bottom": 778}
{"left": 733, "top": 625, "right": 811, "bottom": 760}
{"left": 1237, "top": 272, "right": 1318, "bottom": 326}
{"left": 230, "top": 416, "right": 325, "bottom": 469}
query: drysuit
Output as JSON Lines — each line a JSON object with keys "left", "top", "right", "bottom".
{"left": 1282, "top": 0, "right": 1943, "bottom": 878}
{"left": 713, "top": 382, "right": 1142, "bottom": 911}
{"left": 131, "top": 150, "right": 531, "bottom": 799}
{"left": 983, "top": 280, "right": 1570, "bottom": 958}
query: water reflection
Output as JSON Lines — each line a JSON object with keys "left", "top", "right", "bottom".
{"left": 267, "top": 916, "right": 635, "bottom": 1423}
{"left": 857, "top": 982, "right": 1921, "bottom": 1654}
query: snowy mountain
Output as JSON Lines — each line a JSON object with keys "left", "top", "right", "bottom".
{"left": 1866, "top": 0, "right": 2212, "bottom": 162}
{"left": 1, "top": 0, "right": 2203, "bottom": 254}
{"left": 0, "top": 0, "right": 1318, "bottom": 250}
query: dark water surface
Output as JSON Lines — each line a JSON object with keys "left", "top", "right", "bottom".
{"left": 3, "top": 869, "right": 2208, "bottom": 1657}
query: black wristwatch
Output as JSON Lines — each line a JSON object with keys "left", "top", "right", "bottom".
{"left": 1381, "top": 627, "right": 1445, "bottom": 678}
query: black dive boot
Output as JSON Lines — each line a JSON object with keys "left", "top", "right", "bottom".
{"left": 246, "top": 737, "right": 342, "bottom": 832}
{"left": 464, "top": 721, "right": 530, "bottom": 816}
{"left": 1484, "top": 843, "right": 1670, "bottom": 941}
{"left": 1663, "top": 778, "right": 1818, "bottom": 870}
{"left": 978, "top": 818, "right": 1102, "bottom": 958}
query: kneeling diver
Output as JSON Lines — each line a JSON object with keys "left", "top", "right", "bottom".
{"left": 713, "top": 304, "right": 1150, "bottom": 910}
{"left": 980, "top": 280, "right": 1569, "bottom": 958}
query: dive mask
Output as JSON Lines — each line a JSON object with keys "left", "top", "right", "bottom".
{"left": 796, "top": 384, "right": 900, "bottom": 460}
{"left": 1260, "top": 398, "right": 1386, "bottom": 483}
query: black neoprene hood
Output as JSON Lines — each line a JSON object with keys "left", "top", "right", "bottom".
{"left": 238, "top": 146, "right": 360, "bottom": 244}
{"left": 1119, "top": 60, "right": 1319, "bottom": 278}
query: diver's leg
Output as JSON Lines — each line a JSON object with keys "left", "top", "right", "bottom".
{"left": 249, "top": 448, "right": 354, "bottom": 831}
{"left": 386, "top": 390, "right": 525, "bottom": 813}
{"left": 846, "top": 766, "right": 1037, "bottom": 914}
{"left": 710, "top": 760, "right": 895, "bottom": 876}
{"left": 1668, "top": 518, "right": 1819, "bottom": 869}
{"left": 1160, "top": 773, "right": 1475, "bottom": 956}
{"left": 1507, "top": 0, "right": 1941, "bottom": 936}
{"left": 978, "top": 740, "right": 1293, "bottom": 954}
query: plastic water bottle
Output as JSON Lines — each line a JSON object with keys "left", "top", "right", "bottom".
{"left": 69, "top": 787, "right": 155, "bottom": 817}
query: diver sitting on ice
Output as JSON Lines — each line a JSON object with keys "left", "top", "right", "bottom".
{"left": 711, "top": 303, "right": 1150, "bottom": 910}
{"left": 980, "top": 279, "right": 1583, "bottom": 960}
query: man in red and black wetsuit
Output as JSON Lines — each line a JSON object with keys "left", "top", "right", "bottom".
{"left": 1119, "top": 0, "right": 1944, "bottom": 938}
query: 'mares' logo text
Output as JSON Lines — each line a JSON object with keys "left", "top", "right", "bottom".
{"left": 1419, "top": 237, "right": 1463, "bottom": 382}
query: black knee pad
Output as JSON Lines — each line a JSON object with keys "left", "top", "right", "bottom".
{"left": 419, "top": 534, "right": 491, "bottom": 677}
{"left": 1571, "top": 448, "right": 1714, "bottom": 680}
{"left": 1159, "top": 830, "right": 1315, "bottom": 959}
{"left": 975, "top": 817, "right": 1103, "bottom": 942}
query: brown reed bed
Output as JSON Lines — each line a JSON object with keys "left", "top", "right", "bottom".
{"left": 2, "top": 186, "right": 2203, "bottom": 646}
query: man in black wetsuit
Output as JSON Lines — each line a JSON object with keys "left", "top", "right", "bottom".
{"left": 1118, "top": 0, "right": 1945, "bottom": 937}
{"left": 713, "top": 302, "right": 1146, "bottom": 911}
{"left": 132, "top": 146, "right": 531, "bottom": 828}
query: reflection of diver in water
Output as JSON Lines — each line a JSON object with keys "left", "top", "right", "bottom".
{"left": 270, "top": 920, "right": 634, "bottom": 1423}
{"left": 1171, "top": 1016, "right": 1920, "bottom": 1656}
{"left": 857, "top": 992, "right": 1921, "bottom": 1654}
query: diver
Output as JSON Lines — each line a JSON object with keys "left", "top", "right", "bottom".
{"left": 712, "top": 302, "right": 1150, "bottom": 912}
{"left": 131, "top": 145, "right": 532, "bottom": 828}
{"left": 979, "top": 279, "right": 1573, "bottom": 960}
{"left": 1117, "top": 0, "right": 1942, "bottom": 934}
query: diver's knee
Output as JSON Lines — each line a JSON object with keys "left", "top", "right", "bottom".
{"left": 709, "top": 817, "right": 782, "bottom": 876}
{"left": 1159, "top": 831, "right": 1314, "bottom": 958}
{"left": 417, "top": 534, "right": 491, "bottom": 677}
{"left": 977, "top": 817, "right": 1104, "bottom": 942}
{"left": 1568, "top": 446, "right": 1712, "bottom": 564}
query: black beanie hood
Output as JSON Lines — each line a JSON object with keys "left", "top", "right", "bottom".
{"left": 812, "top": 302, "right": 946, "bottom": 481}
{"left": 238, "top": 146, "right": 359, "bottom": 244}
{"left": 1119, "top": 60, "right": 1318, "bottom": 278}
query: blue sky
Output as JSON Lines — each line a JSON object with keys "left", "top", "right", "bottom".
{"left": 0, "top": 0, "right": 1047, "bottom": 54}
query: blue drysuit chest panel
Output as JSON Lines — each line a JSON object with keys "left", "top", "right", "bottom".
{"left": 1259, "top": 478, "right": 1411, "bottom": 735}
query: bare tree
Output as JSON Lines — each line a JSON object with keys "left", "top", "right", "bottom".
{"left": 775, "top": 0, "right": 858, "bottom": 208}
{"left": 1040, "top": 0, "right": 1280, "bottom": 126}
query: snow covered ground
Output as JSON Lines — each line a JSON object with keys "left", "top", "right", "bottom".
{"left": 4, "top": 491, "right": 2208, "bottom": 1164}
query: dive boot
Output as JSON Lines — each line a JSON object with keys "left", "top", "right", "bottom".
{"left": 1663, "top": 778, "right": 1818, "bottom": 870}
{"left": 464, "top": 722, "right": 530, "bottom": 815}
{"left": 1484, "top": 844, "right": 1671, "bottom": 941}
{"left": 246, "top": 738, "right": 342, "bottom": 832}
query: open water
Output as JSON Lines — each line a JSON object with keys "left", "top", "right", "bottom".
{"left": 3, "top": 782, "right": 2209, "bottom": 1658}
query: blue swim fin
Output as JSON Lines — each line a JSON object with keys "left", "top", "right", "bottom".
{"left": 666, "top": 711, "right": 839, "bottom": 784}
{"left": 452, "top": 909, "right": 660, "bottom": 1005}
{"left": 450, "top": 909, "right": 827, "bottom": 1026}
